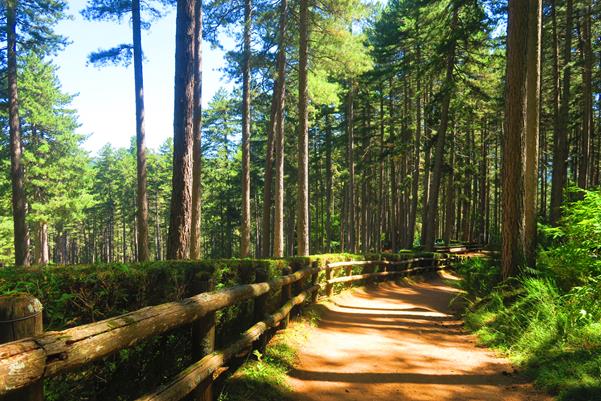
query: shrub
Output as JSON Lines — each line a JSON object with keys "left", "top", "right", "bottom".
{"left": 538, "top": 189, "right": 601, "bottom": 290}
{"left": 455, "top": 257, "right": 501, "bottom": 298}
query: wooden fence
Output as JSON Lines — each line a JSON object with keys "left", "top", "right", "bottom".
{"left": 434, "top": 243, "right": 482, "bottom": 254}
{"left": 0, "top": 254, "right": 451, "bottom": 401}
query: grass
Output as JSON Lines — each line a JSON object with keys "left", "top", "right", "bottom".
{"left": 456, "top": 257, "right": 601, "bottom": 401}
{"left": 218, "top": 307, "right": 321, "bottom": 401}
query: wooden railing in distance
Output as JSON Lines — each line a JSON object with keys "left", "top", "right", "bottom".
{"left": 0, "top": 254, "right": 455, "bottom": 401}
{"left": 434, "top": 243, "right": 483, "bottom": 254}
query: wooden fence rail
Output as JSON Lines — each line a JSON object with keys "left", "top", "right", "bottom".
{"left": 0, "top": 252, "right": 463, "bottom": 400}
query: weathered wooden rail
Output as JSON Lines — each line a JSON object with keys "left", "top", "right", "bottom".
{"left": 0, "top": 253, "right": 458, "bottom": 400}
{"left": 434, "top": 243, "right": 482, "bottom": 254}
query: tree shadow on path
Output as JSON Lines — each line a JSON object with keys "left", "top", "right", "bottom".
{"left": 287, "top": 272, "right": 553, "bottom": 401}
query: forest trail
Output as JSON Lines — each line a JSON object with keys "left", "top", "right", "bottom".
{"left": 287, "top": 272, "right": 552, "bottom": 401}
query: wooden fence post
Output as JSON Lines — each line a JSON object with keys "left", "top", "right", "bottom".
{"left": 292, "top": 264, "right": 305, "bottom": 317}
{"left": 325, "top": 265, "right": 333, "bottom": 298}
{"left": 253, "top": 269, "right": 269, "bottom": 352}
{"left": 280, "top": 266, "right": 292, "bottom": 330}
{"left": 309, "top": 261, "right": 318, "bottom": 303}
{"left": 0, "top": 294, "right": 44, "bottom": 401}
{"left": 191, "top": 279, "right": 216, "bottom": 401}
{"left": 380, "top": 261, "right": 387, "bottom": 284}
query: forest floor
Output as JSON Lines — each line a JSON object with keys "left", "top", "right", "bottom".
{"left": 286, "top": 272, "right": 553, "bottom": 401}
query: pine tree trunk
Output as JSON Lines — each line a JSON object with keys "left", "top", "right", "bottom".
{"left": 346, "top": 85, "right": 356, "bottom": 253}
{"left": 479, "top": 128, "right": 488, "bottom": 243}
{"left": 34, "top": 222, "right": 49, "bottom": 265}
{"left": 240, "top": 0, "right": 252, "bottom": 257}
{"left": 132, "top": 0, "right": 150, "bottom": 262}
{"left": 502, "top": 0, "right": 529, "bottom": 279}
{"left": 155, "top": 193, "right": 162, "bottom": 260}
{"left": 190, "top": 0, "right": 203, "bottom": 259}
{"left": 360, "top": 144, "right": 368, "bottom": 252}
{"left": 261, "top": 97, "right": 276, "bottom": 257}
{"left": 524, "top": 0, "right": 541, "bottom": 267}
{"left": 362, "top": 102, "right": 370, "bottom": 253}
{"left": 408, "top": 72, "right": 421, "bottom": 249}
{"left": 296, "top": 0, "right": 310, "bottom": 256}
{"left": 325, "top": 109, "right": 333, "bottom": 253}
{"left": 421, "top": 137, "right": 431, "bottom": 245}
{"left": 444, "top": 135, "right": 454, "bottom": 244}
{"left": 286, "top": 192, "right": 295, "bottom": 256}
{"left": 422, "top": 7, "right": 458, "bottom": 252}
{"left": 550, "top": 0, "right": 572, "bottom": 225}
{"left": 167, "top": 0, "right": 196, "bottom": 260}
{"left": 378, "top": 87, "right": 385, "bottom": 251}
{"left": 578, "top": 1, "right": 593, "bottom": 189}
{"left": 7, "top": 0, "right": 30, "bottom": 267}
{"left": 461, "top": 135, "right": 471, "bottom": 242}
{"left": 269, "top": 0, "right": 288, "bottom": 258}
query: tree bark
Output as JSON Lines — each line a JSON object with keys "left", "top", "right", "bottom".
{"left": 296, "top": 0, "right": 310, "bottom": 256}
{"left": 167, "top": 0, "right": 196, "bottom": 260}
{"left": 261, "top": 99, "right": 276, "bottom": 258}
{"left": 524, "top": 0, "right": 541, "bottom": 267}
{"left": 132, "top": 0, "right": 150, "bottom": 262}
{"left": 389, "top": 80, "right": 398, "bottom": 250}
{"left": 578, "top": 1, "right": 593, "bottom": 189}
{"left": 378, "top": 87, "right": 385, "bottom": 251}
{"left": 444, "top": 134, "right": 454, "bottom": 244}
{"left": 190, "top": 0, "right": 204, "bottom": 259}
{"left": 155, "top": 193, "right": 162, "bottom": 260}
{"left": 408, "top": 70, "right": 421, "bottom": 249}
{"left": 422, "top": 6, "right": 458, "bottom": 252}
{"left": 325, "top": 109, "right": 333, "bottom": 253}
{"left": 272, "top": 2, "right": 287, "bottom": 258}
{"left": 550, "top": 0, "right": 572, "bottom": 225}
{"left": 34, "top": 222, "right": 49, "bottom": 265}
{"left": 7, "top": 0, "right": 30, "bottom": 267}
{"left": 479, "top": 127, "right": 487, "bottom": 243}
{"left": 346, "top": 85, "right": 356, "bottom": 253}
{"left": 502, "top": 0, "right": 529, "bottom": 279}
{"left": 240, "top": 0, "right": 252, "bottom": 257}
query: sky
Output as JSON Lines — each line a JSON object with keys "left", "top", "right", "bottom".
{"left": 54, "top": 0, "right": 232, "bottom": 154}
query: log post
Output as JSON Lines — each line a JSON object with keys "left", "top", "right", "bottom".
{"left": 0, "top": 294, "right": 44, "bottom": 401}
{"left": 280, "top": 266, "right": 292, "bottom": 329}
{"left": 292, "top": 263, "right": 305, "bottom": 317}
{"left": 253, "top": 269, "right": 269, "bottom": 353}
{"left": 325, "top": 264, "right": 333, "bottom": 298}
{"left": 190, "top": 279, "right": 216, "bottom": 401}
{"left": 310, "top": 261, "right": 319, "bottom": 303}
{"left": 380, "top": 261, "right": 388, "bottom": 284}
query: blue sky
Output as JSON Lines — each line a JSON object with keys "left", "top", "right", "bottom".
{"left": 54, "top": 0, "right": 232, "bottom": 153}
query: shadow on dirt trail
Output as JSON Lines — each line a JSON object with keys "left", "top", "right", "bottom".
{"left": 287, "top": 272, "right": 552, "bottom": 401}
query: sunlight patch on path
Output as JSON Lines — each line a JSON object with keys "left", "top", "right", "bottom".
{"left": 287, "top": 274, "right": 552, "bottom": 401}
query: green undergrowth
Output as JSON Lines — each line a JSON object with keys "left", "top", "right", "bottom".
{"left": 454, "top": 191, "right": 601, "bottom": 400}
{"left": 218, "top": 307, "right": 322, "bottom": 401}
{"left": 457, "top": 257, "right": 601, "bottom": 401}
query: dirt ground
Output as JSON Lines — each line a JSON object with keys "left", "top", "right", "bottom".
{"left": 287, "top": 272, "right": 553, "bottom": 401}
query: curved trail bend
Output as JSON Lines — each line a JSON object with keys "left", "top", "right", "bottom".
{"left": 287, "top": 272, "right": 551, "bottom": 401}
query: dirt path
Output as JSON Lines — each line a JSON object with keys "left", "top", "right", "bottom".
{"left": 287, "top": 272, "right": 552, "bottom": 401}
